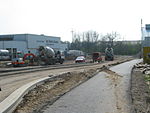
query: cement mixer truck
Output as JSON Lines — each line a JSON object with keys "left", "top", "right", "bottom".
{"left": 105, "top": 46, "right": 114, "bottom": 61}
{"left": 36, "top": 46, "right": 64, "bottom": 65}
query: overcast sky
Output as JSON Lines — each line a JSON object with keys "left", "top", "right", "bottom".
{"left": 0, "top": 0, "right": 150, "bottom": 42}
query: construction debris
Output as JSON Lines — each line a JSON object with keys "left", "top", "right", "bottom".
{"left": 134, "top": 63, "right": 150, "bottom": 74}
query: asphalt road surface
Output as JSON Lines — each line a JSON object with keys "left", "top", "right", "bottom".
{"left": 42, "top": 59, "right": 142, "bottom": 113}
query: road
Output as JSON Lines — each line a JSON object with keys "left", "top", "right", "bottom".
{"left": 0, "top": 59, "right": 127, "bottom": 103}
{"left": 42, "top": 59, "right": 141, "bottom": 113}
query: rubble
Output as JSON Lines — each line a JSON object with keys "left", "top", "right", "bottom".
{"left": 131, "top": 63, "right": 150, "bottom": 113}
{"left": 133, "top": 62, "right": 150, "bottom": 87}
{"left": 134, "top": 63, "right": 150, "bottom": 74}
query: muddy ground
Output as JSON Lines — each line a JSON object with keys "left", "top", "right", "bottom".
{"left": 131, "top": 67, "right": 150, "bottom": 113}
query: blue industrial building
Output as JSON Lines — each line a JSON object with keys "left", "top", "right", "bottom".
{"left": 0, "top": 34, "right": 67, "bottom": 58}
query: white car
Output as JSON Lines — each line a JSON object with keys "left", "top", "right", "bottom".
{"left": 75, "top": 56, "right": 85, "bottom": 63}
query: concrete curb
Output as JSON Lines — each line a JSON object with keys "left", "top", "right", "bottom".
{"left": 0, "top": 69, "right": 100, "bottom": 113}
{"left": 0, "top": 77, "right": 50, "bottom": 113}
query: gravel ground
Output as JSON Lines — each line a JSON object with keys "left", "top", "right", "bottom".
{"left": 131, "top": 67, "right": 150, "bottom": 113}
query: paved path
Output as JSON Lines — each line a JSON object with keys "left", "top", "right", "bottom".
{"left": 42, "top": 59, "right": 141, "bottom": 113}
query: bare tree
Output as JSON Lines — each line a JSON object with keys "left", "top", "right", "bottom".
{"left": 93, "top": 31, "right": 99, "bottom": 42}
{"left": 105, "top": 32, "right": 120, "bottom": 47}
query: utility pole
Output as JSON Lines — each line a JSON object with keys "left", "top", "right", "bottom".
{"left": 141, "top": 19, "right": 144, "bottom": 58}
{"left": 141, "top": 19, "right": 143, "bottom": 41}
{"left": 71, "top": 29, "right": 74, "bottom": 42}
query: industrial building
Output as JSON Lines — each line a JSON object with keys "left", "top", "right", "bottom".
{"left": 0, "top": 34, "right": 67, "bottom": 58}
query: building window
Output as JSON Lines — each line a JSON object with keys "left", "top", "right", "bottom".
{"left": 0, "top": 38, "right": 13, "bottom": 41}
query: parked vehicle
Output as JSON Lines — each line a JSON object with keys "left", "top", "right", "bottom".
{"left": 75, "top": 56, "right": 85, "bottom": 63}
{"left": 105, "top": 47, "right": 114, "bottom": 61}
{"left": 0, "top": 49, "right": 10, "bottom": 61}
{"left": 67, "top": 50, "right": 84, "bottom": 60}
{"left": 92, "top": 52, "right": 102, "bottom": 63}
{"left": 36, "top": 46, "right": 64, "bottom": 65}
{"left": 11, "top": 51, "right": 26, "bottom": 67}
{"left": 11, "top": 58, "right": 26, "bottom": 67}
{"left": 11, "top": 46, "right": 65, "bottom": 66}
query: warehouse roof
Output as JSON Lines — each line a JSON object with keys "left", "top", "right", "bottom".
{"left": 0, "top": 33, "right": 60, "bottom": 39}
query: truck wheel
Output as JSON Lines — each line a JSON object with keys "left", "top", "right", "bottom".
{"left": 60, "top": 59, "right": 64, "bottom": 64}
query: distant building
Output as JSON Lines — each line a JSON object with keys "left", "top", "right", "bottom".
{"left": 0, "top": 34, "right": 68, "bottom": 58}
